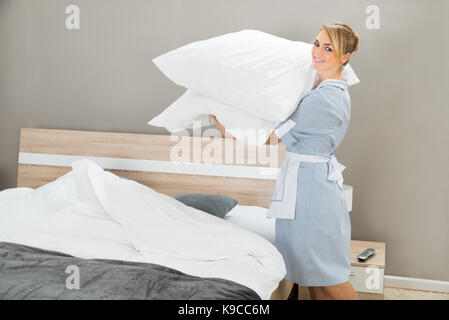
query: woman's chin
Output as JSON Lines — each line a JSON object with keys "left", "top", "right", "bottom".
{"left": 312, "top": 62, "right": 328, "bottom": 71}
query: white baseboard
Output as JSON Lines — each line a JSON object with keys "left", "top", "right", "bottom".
{"left": 384, "top": 275, "right": 449, "bottom": 293}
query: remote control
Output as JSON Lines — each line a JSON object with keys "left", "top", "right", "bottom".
{"left": 357, "top": 248, "right": 375, "bottom": 262}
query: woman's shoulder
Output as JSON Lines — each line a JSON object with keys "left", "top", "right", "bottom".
{"left": 314, "top": 80, "right": 349, "bottom": 94}
{"left": 309, "top": 80, "right": 350, "bottom": 107}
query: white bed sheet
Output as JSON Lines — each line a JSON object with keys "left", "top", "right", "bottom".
{"left": 224, "top": 205, "right": 275, "bottom": 244}
{"left": 0, "top": 159, "right": 286, "bottom": 300}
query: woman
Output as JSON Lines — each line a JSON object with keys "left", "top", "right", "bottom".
{"left": 210, "top": 22, "right": 359, "bottom": 300}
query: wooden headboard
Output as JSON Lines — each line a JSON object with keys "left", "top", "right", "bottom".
{"left": 17, "top": 128, "right": 286, "bottom": 208}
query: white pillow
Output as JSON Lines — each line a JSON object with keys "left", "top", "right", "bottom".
{"left": 152, "top": 29, "right": 359, "bottom": 122}
{"left": 148, "top": 90, "right": 277, "bottom": 146}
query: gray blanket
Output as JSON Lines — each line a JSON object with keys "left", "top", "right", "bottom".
{"left": 0, "top": 242, "right": 261, "bottom": 300}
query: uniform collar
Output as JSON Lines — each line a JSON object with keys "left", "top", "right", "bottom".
{"left": 316, "top": 79, "right": 349, "bottom": 90}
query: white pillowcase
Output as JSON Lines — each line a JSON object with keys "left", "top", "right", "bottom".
{"left": 148, "top": 90, "right": 277, "bottom": 146}
{"left": 152, "top": 29, "right": 359, "bottom": 122}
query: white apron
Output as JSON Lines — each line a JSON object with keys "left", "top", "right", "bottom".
{"left": 266, "top": 151, "right": 346, "bottom": 220}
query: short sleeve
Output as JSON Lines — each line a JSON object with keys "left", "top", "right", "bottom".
{"left": 273, "top": 117, "right": 297, "bottom": 148}
{"left": 273, "top": 92, "right": 334, "bottom": 148}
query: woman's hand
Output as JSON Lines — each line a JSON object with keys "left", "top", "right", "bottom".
{"left": 209, "top": 114, "right": 225, "bottom": 135}
{"left": 209, "top": 114, "right": 280, "bottom": 144}
{"left": 209, "top": 114, "right": 236, "bottom": 140}
{"left": 265, "top": 131, "right": 281, "bottom": 145}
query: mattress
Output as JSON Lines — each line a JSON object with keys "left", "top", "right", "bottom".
{"left": 224, "top": 205, "right": 275, "bottom": 244}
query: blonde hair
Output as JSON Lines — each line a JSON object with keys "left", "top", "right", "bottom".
{"left": 320, "top": 22, "right": 359, "bottom": 69}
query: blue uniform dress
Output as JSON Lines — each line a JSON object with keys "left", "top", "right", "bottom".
{"left": 269, "top": 78, "right": 352, "bottom": 287}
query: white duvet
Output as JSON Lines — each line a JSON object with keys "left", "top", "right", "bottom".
{"left": 0, "top": 159, "right": 286, "bottom": 300}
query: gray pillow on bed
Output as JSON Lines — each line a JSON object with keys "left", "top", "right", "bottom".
{"left": 173, "top": 193, "right": 238, "bottom": 218}
{"left": 118, "top": 177, "right": 237, "bottom": 218}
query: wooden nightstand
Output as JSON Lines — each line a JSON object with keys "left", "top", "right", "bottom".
{"left": 349, "top": 240, "right": 386, "bottom": 299}
{"left": 297, "top": 239, "right": 386, "bottom": 300}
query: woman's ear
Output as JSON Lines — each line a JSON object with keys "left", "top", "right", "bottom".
{"left": 341, "top": 52, "right": 351, "bottom": 65}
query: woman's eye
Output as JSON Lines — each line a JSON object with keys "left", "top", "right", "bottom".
{"left": 313, "top": 41, "right": 319, "bottom": 47}
{"left": 325, "top": 46, "right": 332, "bottom": 52}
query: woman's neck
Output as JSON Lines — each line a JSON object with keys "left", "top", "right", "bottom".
{"left": 317, "top": 69, "right": 343, "bottom": 83}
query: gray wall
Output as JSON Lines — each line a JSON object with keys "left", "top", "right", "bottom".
{"left": 1, "top": 0, "right": 448, "bottom": 281}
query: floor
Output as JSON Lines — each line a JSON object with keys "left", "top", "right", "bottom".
{"left": 383, "top": 287, "right": 449, "bottom": 300}
{"left": 291, "top": 284, "right": 449, "bottom": 300}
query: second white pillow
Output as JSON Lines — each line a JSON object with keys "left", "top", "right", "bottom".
{"left": 148, "top": 90, "right": 278, "bottom": 146}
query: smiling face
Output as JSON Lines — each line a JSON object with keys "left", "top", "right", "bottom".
{"left": 311, "top": 29, "right": 349, "bottom": 72}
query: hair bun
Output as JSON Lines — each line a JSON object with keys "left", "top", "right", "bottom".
{"left": 352, "top": 33, "right": 359, "bottom": 53}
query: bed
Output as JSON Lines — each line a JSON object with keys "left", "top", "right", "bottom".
{"left": 0, "top": 128, "right": 286, "bottom": 300}
{"left": 0, "top": 128, "right": 353, "bottom": 300}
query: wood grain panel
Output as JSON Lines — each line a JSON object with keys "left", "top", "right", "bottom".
{"left": 17, "top": 164, "right": 277, "bottom": 208}
{"left": 17, "top": 128, "right": 285, "bottom": 208}
{"left": 19, "top": 128, "right": 285, "bottom": 167}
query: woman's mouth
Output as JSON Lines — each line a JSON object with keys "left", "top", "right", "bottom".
{"left": 313, "top": 56, "right": 325, "bottom": 63}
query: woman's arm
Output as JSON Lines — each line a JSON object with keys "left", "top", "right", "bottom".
{"left": 209, "top": 114, "right": 236, "bottom": 140}
{"left": 210, "top": 114, "right": 281, "bottom": 145}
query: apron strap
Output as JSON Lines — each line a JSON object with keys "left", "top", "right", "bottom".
{"left": 327, "top": 155, "right": 346, "bottom": 189}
